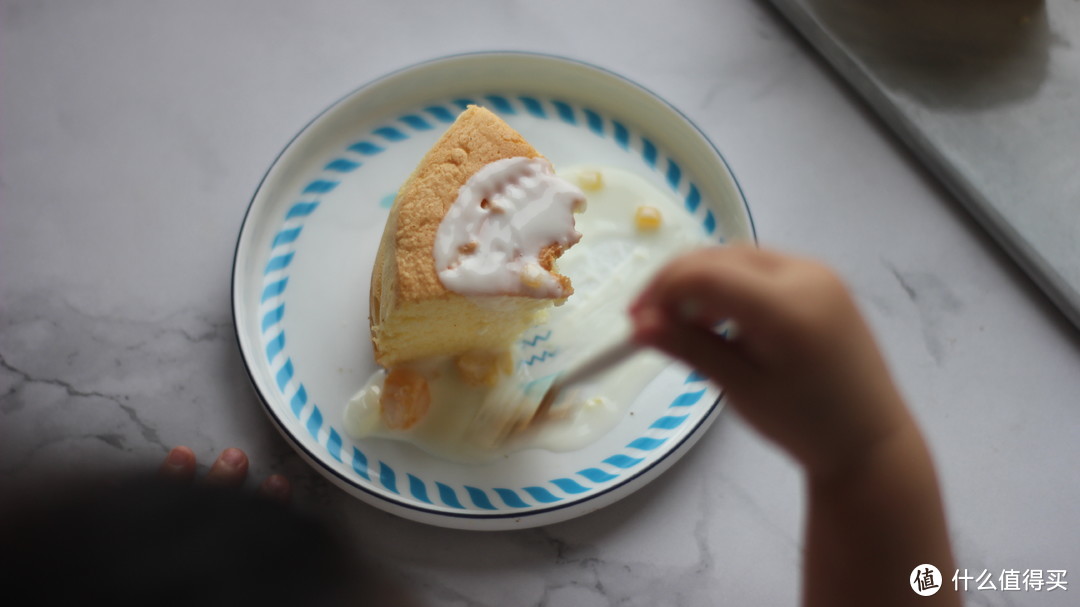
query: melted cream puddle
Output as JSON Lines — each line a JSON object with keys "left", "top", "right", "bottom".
{"left": 345, "top": 166, "right": 711, "bottom": 463}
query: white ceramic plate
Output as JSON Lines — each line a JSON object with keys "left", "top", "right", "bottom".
{"left": 232, "top": 52, "right": 755, "bottom": 530}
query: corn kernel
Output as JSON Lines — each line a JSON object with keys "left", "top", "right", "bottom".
{"left": 576, "top": 170, "right": 604, "bottom": 192}
{"left": 380, "top": 367, "right": 430, "bottom": 430}
{"left": 635, "top": 205, "right": 662, "bottom": 231}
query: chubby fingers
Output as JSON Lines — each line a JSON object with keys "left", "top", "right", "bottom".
{"left": 631, "top": 245, "right": 781, "bottom": 338}
{"left": 158, "top": 446, "right": 249, "bottom": 487}
{"left": 157, "top": 446, "right": 292, "bottom": 503}
{"left": 635, "top": 305, "right": 756, "bottom": 396}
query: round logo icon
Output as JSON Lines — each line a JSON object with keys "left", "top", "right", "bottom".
{"left": 911, "top": 564, "right": 942, "bottom": 596}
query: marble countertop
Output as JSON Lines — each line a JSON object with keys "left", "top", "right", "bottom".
{"left": 2, "top": 1, "right": 1077, "bottom": 605}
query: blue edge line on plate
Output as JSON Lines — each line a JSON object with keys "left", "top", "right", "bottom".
{"left": 257, "top": 96, "right": 725, "bottom": 514}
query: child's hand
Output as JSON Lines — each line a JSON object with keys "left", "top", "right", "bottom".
{"left": 633, "top": 245, "right": 958, "bottom": 607}
{"left": 630, "top": 245, "right": 910, "bottom": 481}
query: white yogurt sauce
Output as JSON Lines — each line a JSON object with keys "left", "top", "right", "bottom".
{"left": 346, "top": 165, "right": 711, "bottom": 463}
{"left": 434, "top": 157, "right": 586, "bottom": 298}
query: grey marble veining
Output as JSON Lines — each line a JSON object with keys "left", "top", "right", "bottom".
{"left": 2, "top": 1, "right": 1079, "bottom": 605}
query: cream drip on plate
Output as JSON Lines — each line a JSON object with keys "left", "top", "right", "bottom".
{"left": 433, "top": 157, "right": 586, "bottom": 298}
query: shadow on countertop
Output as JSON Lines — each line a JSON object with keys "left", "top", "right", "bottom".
{"left": 806, "top": 0, "right": 1050, "bottom": 109}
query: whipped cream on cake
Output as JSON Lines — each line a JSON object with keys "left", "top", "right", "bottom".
{"left": 434, "top": 157, "right": 585, "bottom": 298}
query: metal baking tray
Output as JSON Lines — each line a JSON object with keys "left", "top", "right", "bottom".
{"left": 768, "top": 0, "right": 1080, "bottom": 329}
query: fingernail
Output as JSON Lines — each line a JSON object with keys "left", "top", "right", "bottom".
{"left": 165, "top": 447, "right": 188, "bottom": 467}
{"left": 159, "top": 446, "right": 195, "bottom": 482}
{"left": 221, "top": 448, "right": 245, "bottom": 469}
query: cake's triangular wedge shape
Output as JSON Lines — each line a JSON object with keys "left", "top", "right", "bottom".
{"left": 370, "top": 106, "right": 584, "bottom": 376}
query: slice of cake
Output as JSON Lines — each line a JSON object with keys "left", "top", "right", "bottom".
{"left": 369, "top": 105, "right": 585, "bottom": 427}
